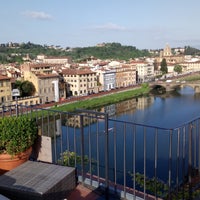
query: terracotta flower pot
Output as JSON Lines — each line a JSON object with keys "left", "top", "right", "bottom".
{"left": 0, "top": 147, "right": 32, "bottom": 175}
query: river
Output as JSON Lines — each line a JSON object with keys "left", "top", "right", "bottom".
{"left": 48, "top": 86, "right": 200, "bottom": 196}
{"left": 108, "top": 86, "right": 200, "bottom": 128}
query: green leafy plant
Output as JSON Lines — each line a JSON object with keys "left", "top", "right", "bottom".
{"left": 130, "top": 172, "right": 168, "bottom": 198}
{"left": 0, "top": 116, "right": 38, "bottom": 155}
{"left": 58, "top": 150, "right": 88, "bottom": 167}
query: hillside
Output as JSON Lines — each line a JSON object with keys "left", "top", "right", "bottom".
{"left": 1, "top": 42, "right": 200, "bottom": 64}
{"left": 0, "top": 42, "right": 150, "bottom": 64}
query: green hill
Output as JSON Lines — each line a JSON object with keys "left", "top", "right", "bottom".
{"left": 0, "top": 42, "right": 150, "bottom": 64}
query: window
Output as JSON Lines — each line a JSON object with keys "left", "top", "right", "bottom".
{"left": 1, "top": 97, "right": 4, "bottom": 103}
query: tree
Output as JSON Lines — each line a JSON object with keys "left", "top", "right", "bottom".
{"left": 14, "top": 80, "right": 36, "bottom": 97}
{"left": 21, "top": 81, "right": 36, "bottom": 97}
{"left": 160, "top": 58, "right": 168, "bottom": 74}
{"left": 174, "top": 64, "right": 182, "bottom": 74}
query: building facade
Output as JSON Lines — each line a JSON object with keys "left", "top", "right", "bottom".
{"left": 96, "top": 68, "right": 116, "bottom": 91}
{"left": 62, "top": 68, "right": 97, "bottom": 96}
{"left": 23, "top": 70, "right": 60, "bottom": 104}
{"left": 135, "top": 61, "right": 154, "bottom": 83}
{"left": 0, "top": 75, "right": 12, "bottom": 106}
{"left": 115, "top": 64, "right": 137, "bottom": 88}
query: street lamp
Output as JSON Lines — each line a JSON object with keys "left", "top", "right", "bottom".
{"left": 12, "top": 89, "right": 20, "bottom": 116}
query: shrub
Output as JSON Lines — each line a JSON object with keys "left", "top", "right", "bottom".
{"left": 0, "top": 116, "right": 38, "bottom": 155}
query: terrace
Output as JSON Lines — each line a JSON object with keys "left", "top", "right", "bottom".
{"left": 0, "top": 105, "right": 200, "bottom": 199}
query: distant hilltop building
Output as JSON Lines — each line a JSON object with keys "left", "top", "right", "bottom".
{"left": 155, "top": 44, "right": 184, "bottom": 65}
{"left": 36, "top": 55, "right": 71, "bottom": 65}
{"left": 160, "top": 44, "right": 172, "bottom": 57}
{"left": 96, "top": 43, "right": 106, "bottom": 47}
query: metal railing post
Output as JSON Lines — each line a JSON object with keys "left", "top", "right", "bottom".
{"left": 154, "top": 128, "right": 158, "bottom": 199}
{"left": 176, "top": 129, "right": 180, "bottom": 192}
{"left": 80, "top": 114, "right": 85, "bottom": 183}
{"left": 188, "top": 123, "right": 193, "bottom": 199}
{"left": 198, "top": 119, "right": 200, "bottom": 174}
{"left": 144, "top": 127, "right": 146, "bottom": 200}
{"left": 168, "top": 130, "right": 172, "bottom": 200}
{"left": 105, "top": 113, "right": 109, "bottom": 199}
{"left": 123, "top": 124, "right": 127, "bottom": 199}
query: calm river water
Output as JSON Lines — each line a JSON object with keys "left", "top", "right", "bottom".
{"left": 109, "top": 86, "right": 200, "bottom": 128}
{"left": 52, "top": 86, "right": 200, "bottom": 191}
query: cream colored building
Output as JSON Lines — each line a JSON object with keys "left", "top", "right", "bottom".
{"left": 21, "top": 63, "right": 54, "bottom": 76}
{"left": 12, "top": 96, "right": 40, "bottom": 107}
{"left": 116, "top": 64, "right": 137, "bottom": 87}
{"left": 23, "top": 70, "right": 60, "bottom": 104}
{"left": 36, "top": 55, "right": 70, "bottom": 65}
{"left": 61, "top": 68, "right": 97, "bottom": 96}
{"left": 134, "top": 61, "right": 154, "bottom": 83}
{"left": 179, "top": 61, "right": 200, "bottom": 73}
{"left": 0, "top": 75, "right": 12, "bottom": 106}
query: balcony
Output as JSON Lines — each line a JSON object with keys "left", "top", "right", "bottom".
{"left": 1, "top": 106, "right": 200, "bottom": 199}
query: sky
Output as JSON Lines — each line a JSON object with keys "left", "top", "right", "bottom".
{"left": 1, "top": 0, "right": 200, "bottom": 50}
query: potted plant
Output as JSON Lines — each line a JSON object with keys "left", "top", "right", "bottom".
{"left": 0, "top": 115, "right": 38, "bottom": 174}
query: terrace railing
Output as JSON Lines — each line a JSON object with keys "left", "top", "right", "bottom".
{"left": 2, "top": 105, "right": 200, "bottom": 199}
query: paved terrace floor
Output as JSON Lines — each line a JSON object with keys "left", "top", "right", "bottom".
{"left": 67, "top": 184, "right": 103, "bottom": 200}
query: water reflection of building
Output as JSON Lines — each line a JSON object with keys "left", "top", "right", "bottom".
{"left": 100, "top": 99, "right": 138, "bottom": 117}
{"left": 136, "top": 97, "right": 154, "bottom": 110}
{"left": 65, "top": 114, "right": 97, "bottom": 128}
{"left": 115, "top": 99, "right": 137, "bottom": 115}
{"left": 100, "top": 104, "right": 116, "bottom": 117}
{"left": 39, "top": 118, "right": 62, "bottom": 137}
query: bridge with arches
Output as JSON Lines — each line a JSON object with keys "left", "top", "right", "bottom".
{"left": 149, "top": 81, "right": 200, "bottom": 93}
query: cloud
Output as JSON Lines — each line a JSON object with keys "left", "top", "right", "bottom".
{"left": 22, "top": 10, "right": 53, "bottom": 20}
{"left": 93, "top": 23, "right": 126, "bottom": 31}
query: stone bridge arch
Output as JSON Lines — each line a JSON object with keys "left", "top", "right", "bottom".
{"left": 181, "top": 83, "right": 200, "bottom": 93}
{"left": 149, "top": 82, "right": 181, "bottom": 92}
{"left": 150, "top": 82, "right": 200, "bottom": 93}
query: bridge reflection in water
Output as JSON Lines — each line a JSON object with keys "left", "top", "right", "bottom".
{"left": 18, "top": 106, "right": 200, "bottom": 199}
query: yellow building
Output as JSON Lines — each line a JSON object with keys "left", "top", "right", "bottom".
{"left": 0, "top": 75, "right": 12, "bottom": 106}
{"left": 21, "top": 63, "right": 54, "bottom": 75}
{"left": 23, "top": 70, "right": 60, "bottom": 104}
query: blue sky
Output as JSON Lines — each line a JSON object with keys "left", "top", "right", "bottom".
{"left": 1, "top": 0, "right": 200, "bottom": 49}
